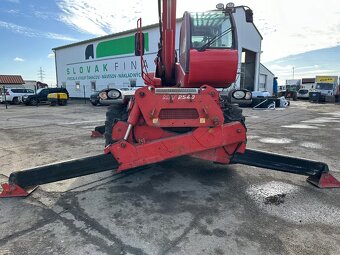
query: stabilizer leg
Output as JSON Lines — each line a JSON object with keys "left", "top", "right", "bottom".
{"left": 0, "top": 154, "right": 119, "bottom": 198}
{"left": 231, "top": 149, "right": 340, "bottom": 189}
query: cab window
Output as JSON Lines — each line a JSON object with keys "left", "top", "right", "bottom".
{"left": 190, "top": 11, "right": 234, "bottom": 49}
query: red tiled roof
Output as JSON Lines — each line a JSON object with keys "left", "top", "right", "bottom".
{"left": 0, "top": 75, "right": 24, "bottom": 84}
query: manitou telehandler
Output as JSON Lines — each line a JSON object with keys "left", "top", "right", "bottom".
{"left": 1, "top": 1, "right": 339, "bottom": 197}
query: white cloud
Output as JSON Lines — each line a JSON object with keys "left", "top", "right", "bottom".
{"left": 56, "top": 0, "right": 214, "bottom": 36}
{"left": 6, "top": 9, "right": 20, "bottom": 14}
{"left": 247, "top": 0, "right": 340, "bottom": 62}
{"left": 269, "top": 64, "right": 294, "bottom": 71}
{"left": 47, "top": 53, "right": 55, "bottom": 59}
{"left": 56, "top": 0, "right": 340, "bottom": 61}
{"left": 57, "top": 0, "right": 148, "bottom": 35}
{"left": 270, "top": 65, "right": 339, "bottom": 84}
{"left": 33, "top": 10, "right": 49, "bottom": 20}
{"left": 14, "top": 57, "right": 24, "bottom": 62}
{"left": 5, "top": 0, "right": 20, "bottom": 3}
{"left": 0, "top": 20, "right": 77, "bottom": 41}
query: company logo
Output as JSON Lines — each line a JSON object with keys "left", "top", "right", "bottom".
{"left": 85, "top": 44, "right": 94, "bottom": 60}
{"left": 316, "top": 76, "right": 336, "bottom": 83}
{"left": 84, "top": 33, "right": 149, "bottom": 60}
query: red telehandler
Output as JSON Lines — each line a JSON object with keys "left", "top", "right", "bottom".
{"left": 1, "top": 1, "right": 339, "bottom": 197}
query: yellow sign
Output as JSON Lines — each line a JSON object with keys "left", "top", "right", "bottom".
{"left": 316, "top": 76, "right": 337, "bottom": 83}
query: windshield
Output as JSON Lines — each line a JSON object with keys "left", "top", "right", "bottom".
{"left": 190, "top": 11, "right": 233, "bottom": 49}
{"left": 286, "top": 85, "right": 299, "bottom": 91}
{"left": 316, "top": 83, "right": 334, "bottom": 90}
{"left": 36, "top": 88, "right": 44, "bottom": 94}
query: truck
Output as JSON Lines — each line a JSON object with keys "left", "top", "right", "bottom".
{"left": 1, "top": 1, "right": 339, "bottom": 198}
{"left": 297, "top": 78, "right": 315, "bottom": 99}
{"left": 278, "top": 79, "right": 301, "bottom": 100}
{"left": 310, "top": 76, "right": 339, "bottom": 102}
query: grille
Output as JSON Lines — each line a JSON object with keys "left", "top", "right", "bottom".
{"left": 299, "top": 89, "right": 308, "bottom": 94}
{"left": 155, "top": 88, "right": 199, "bottom": 94}
{"left": 159, "top": 108, "right": 199, "bottom": 119}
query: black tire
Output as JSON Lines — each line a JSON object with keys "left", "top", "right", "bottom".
{"left": 104, "top": 104, "right": 128, "bottom": 146}
{"left": 30, "top": 98, "right": 38, "bottom": 106}
{"left": 223, "top": 103, "right": 246, "bottom": 129}
{"left": 12, "top": 97, "right": 19, "bottom": 105}
{"left": 58, "top": 100, "right": 67, "bottom": 106}
{"left": 50, "top": 101, "right": 57, "bottom": 106}
{"left": 292, "top": 93, "right": 297, "bottom": 101}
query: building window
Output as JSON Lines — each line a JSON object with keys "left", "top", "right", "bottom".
{"left": 241, "top": 51, "right": 246, "bottom": 63}
{"left": 75, "top": 82, "right": 80, "bottom": 90}
{"left": 130, "top": 79, "right": 137, "bottom": 87}
{"left": 91, "top": 81, "right": 96, "bottom": 91}
{"left": 259, "top": 74, "right": 267, "bottom": 91}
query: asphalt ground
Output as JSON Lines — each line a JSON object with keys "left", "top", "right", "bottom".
{"left": 0, "top": 100, "right": 339, "bottom": 255}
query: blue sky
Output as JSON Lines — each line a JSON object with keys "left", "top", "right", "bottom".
{"left": 1, "top": 0, "right": 340, "bottom": 85}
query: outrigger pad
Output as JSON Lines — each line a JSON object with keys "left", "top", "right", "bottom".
{"left": 0, "top": 184, "right": 37, "bottom": 198}
{"left": 307, "top": 173, "right": 340, "bottom": 188}
{"left": 91, "top": 130, "right": 103, "bottom": 138}
{"left": 91, "top": 125, "right": 105, "bottom": 138}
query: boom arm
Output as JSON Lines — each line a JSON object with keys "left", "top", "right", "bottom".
{"left": 156, "top": 0, "right": 177, "bottom": 86}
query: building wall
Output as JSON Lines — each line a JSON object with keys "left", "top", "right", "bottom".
{"left": 55, "top": 24, "right": 180, "bottom": 98}
{"left": 24, "top": 80, "right": 37, "bottom": 90}
{"left": 233, "top": 8, "right": 262, "bottom": 91}
{"left": 259, "top": 64, "right": 275, "bottom": 95}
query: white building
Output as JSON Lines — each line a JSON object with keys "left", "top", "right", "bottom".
{"left": 259, "top": 64, "right": 275, "bottom": 95}
{"left": 53, "top": 7, "right": 272, "bottom": 98}
{"left": 24, "top": 80, "right": 37, "bottom": 90}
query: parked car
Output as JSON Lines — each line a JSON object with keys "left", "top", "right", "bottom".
{"left": 297, "top": 88, "right": 310, "bottom": 99}
{"left": 95, "top": 87, "right": 141, "bottom": 106}
{"left": 90, "top": 91, "right": 101, "bottom": 106}
{"left": 22, "top": 87, "right": 69, "bottom": 106}
{"left": 0, "top": 88, "right": 34, "bottom": 104}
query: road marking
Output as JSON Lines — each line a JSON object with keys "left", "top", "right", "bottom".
{"left": 62, "top": 120, "right": 104, "bottom": 125}
{"left": 300, "top": 142, "right": 322, "bottom": 149}
{"left": 281, "top": 124, "right": 319, "bottom": 129}
{"left": 259, "top": 138, "right": 293, "bottom": 144}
